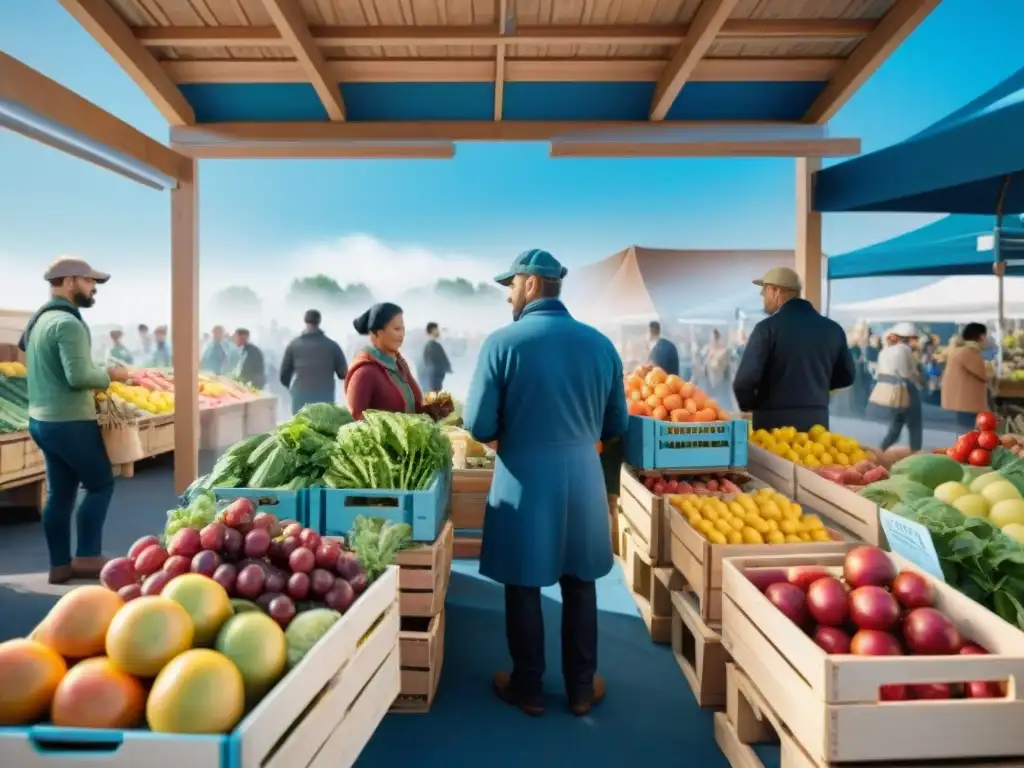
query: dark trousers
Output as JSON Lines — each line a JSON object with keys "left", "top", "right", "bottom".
{"left": 28, "top": 419, "right": 114, "bottom": 568}
{"left": 880, "top": 384, "right": 923, "bottom": 452}
{"left": 505, "top": 575, "right": 598, "bottom": 702}
{"left": 955, "top": 410, "right": 977, "bottom": 430}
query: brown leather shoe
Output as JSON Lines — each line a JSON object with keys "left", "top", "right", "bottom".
{"left": 570, "top": 675, "right": 606, "bottom": 716}
{"left": 493, "top": 672, "right": 545, "bottom": 716}
{"left": 48, "top": 565, "right": 74, "bottom": 585}
{"left": 71, "top": 556, "right": 108, "bottom": 580}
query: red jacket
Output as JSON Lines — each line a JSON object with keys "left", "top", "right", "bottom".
{"left": 344, "top": 349, "right": 424, "bottom": 420}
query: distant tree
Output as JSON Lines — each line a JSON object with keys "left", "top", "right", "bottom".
{"left": 209, "top": 285, "right": 262, "bottom": 312}
{"left": 340, "top": 282, "right": 374, "bottom": 307}
{"left": 287, "top": 275, "right": 374, "bottom": 307}
{"left": 433, "top": 277, "right": 476, "bottom": 300}
{"left": 474, "top": 282, "right": 502, "bottom": 300}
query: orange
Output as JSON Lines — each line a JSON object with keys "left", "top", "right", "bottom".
{"left": 662, "top": 394, "right": 683, "bottom": 411}
{"left": 706, "top": 399, "right": 719, "bottom": 412}
{"left": 652, "top": 406, "right": 669, "bottom": 421}
{"left": 653, "top": 383, "right": 670, "bottom": 398}
{"left": 628, "top": 400, "right": 648, "bottom": 416}
{"left": 626, "top": 374, "right": 644, "bottom": 391}
{"left": 696, "top": 408, "right": 717, "bottom": 422}
{"left": 670, "top": 409, "right": 691, "bottom": 423}
{"left": 645, "top": 368, "right": 667, "bottom": 387}
{"left": 147, "top": 649, "right": 244, "bottom": 734}
{"left": 684, "top": 398, "right": 698, "bottom": 414}
{"left": 0, "top": 639, "right": 67, "bottom": 725}
{"left": 679, "top": 382, "right": 695, "bottom": 398}
{"left": 629, "top": 389, "right": 643, "bottom": 401}
{"left": 692, "top": 390, "right": 708, "bottom": 408}
{"left": 664, "top": 375, "right": 683, "bottom": 393}
{"left": 106, "top": 596, "right": 194, "bottom": 678}
{"left": 640, "top": 385, "right": 653, "bottom": 399}
{"left": 51, "top": 657, "right": 146, "bottom": 729}
{"left": 33, "top": 585, "right": 124, "bottom": 659}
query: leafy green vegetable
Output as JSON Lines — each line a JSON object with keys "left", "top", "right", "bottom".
{"left": 163, "top": 491, "right": 217, "bottom": 542}
{"left": 889, "top": 454, "right": 963, "bottom": 490}
{"left": 993, "top": 451, "right": 1024, "bottom": 497}
{"left": 349, "top": 515, "right": 414, "bottom": 581}
{"left": 889, "top": 496, "right": 1024, "bottom": 629}
{"left": 859, "top": 477, "right": 932, "bottom": 509}
{"left": 295, "top": 403, "right": 354, "bottom": 437}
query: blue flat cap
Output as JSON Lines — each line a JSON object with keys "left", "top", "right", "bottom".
{"left": 494, "top": 248, "right": 568, "bottom": 286}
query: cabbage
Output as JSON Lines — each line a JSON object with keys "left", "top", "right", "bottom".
{"left": 285, "top": 608, "right": 342, "bottom": 668}
{"left": 859, "top": 477, "right": 933, "bottom": 510}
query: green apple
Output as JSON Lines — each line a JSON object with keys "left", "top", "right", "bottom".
{"left": 970, "top": 471, "right": 1006, "bottom": 495}
{"left": 981, "top": 480, "right": 1023, "bottom": 506}
{"left": 989, "top": 499, "right": 1024, "bottom": 529}
{"left": 934, "top": 481, "right": 969, "bottom": 505}
{"left": 952, "top": 493, "right": 990, "bottom": 518}
{"left": 1002, "top": 523, "right": 1024, "bottom": 544}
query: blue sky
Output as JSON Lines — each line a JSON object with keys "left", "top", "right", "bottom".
{"left": 1, "top": 0, "right": 1022, "bottom": 324}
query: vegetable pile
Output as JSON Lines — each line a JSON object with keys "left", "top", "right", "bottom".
{"left": 749, "top": 546, "right": 1000, "bottom": 700}
{"left": 0, "top": 370, "right": 28, "bottom": 434}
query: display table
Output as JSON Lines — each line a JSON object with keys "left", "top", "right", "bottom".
{"left": 199, "top": 400, "right": 247, "bottom": 450}
{"left": 0, "top": 430, "right": 45, "bottom": 515}
{"left": 244, "top": 394, "right": 279, "bottom": 436}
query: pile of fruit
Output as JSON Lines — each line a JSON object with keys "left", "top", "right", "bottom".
{"left": 813, "top": 460, "right": 889, "bottom": 488}
{"left": 669, "top": 487, "right": 834, "bottom": 545}
{"left": 624, "top": 365, "right": 729, "bottom": 422}
{"left": 0, "top": 361, "right": 26, "bottom": 377}
{"left": 749, "top": 546, "right": 999, "bottom": 700}
{"left": 933, "top": 470, "right": 1024, "bottom": 543}
{"left": 940, "top": 411, "right": 1000, "bottom": 467}
{"left": 0, "top": 497, "right": 409, "bottom": 733}
{"left": 999, "top": 433, "right": 1024, "bottom": 457}
{"left": 749, "top": 424, "right": 875, "bottom": 469}
{"left": 640, "top": 470, "right": 746, "bottom": 496}
{"left": 103, "top": 382, "right": 174, "bottom": 415}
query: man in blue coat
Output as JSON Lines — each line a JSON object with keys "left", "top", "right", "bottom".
{"left": 463, "top": 249, "right": 629, "bottom": 717}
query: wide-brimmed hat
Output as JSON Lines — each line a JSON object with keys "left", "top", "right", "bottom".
{"left": 43, "top": 256, "right": 110, "bottom": 284}
{"left": 886, "top": 321, "right": 919, "bottom": 338}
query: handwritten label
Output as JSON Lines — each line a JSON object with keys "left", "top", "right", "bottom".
{"left": 878, "top": 509, "right": 945, "bottom": 582}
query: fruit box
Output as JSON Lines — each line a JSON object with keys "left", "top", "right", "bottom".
{"left": 395, "top": 520, "right": 453, "bottom": 617}
{"left": 450, "top": 468, "right": 491, "bottom": 534}
{"left": 625, "top": 416, "right": 748, "bottom": 471}
{"left": 0, "top": 566, "right": 401, "bottom": 768}
{"left": 721, "top": 551, "right": 1024, "bottom": 765}
{"left": 746, "top": 445, "right": 796, "bottom": 497}
{"left": 619, "top": 464, "right": 669, "bottom": 565}
{"left": 668, "top": 505, "right": 847, "bottom": 627}
{"left": 310, "top": 469, "right": 451, "bottom": 543}
{"left": 213, "top": 487, "right": 310, "bottom": 528}
{"left": 794, "top": 465, "right": 881, "bottom": 545}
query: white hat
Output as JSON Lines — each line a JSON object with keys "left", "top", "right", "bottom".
{"left": 886, "top": 321, "right": 919, "bottom": 338}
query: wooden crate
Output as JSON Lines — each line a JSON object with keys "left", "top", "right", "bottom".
{"left": 793, "top": 466, "right": 880, "bottom": 545}
{"left": 722, "top": 550, "right": 1024, "bottom": 765}
{"left": 671, "top": 589, "right": 728, "bottom": 708}
{"left": 396, "top": 520, "right": 453, "bottom": 617}
{"left": 746, "top": 445, "right": 796, "bottom": 497}
{"left": 393, "top": 610, "right": 445, "bottom": 713}
{"left": 618, "top": 512, "right": 678, "bottom": 643}
{"left": 453, "top": 536, "right": 481, "bottom": 559}
{"left": 451, "top": 467, "right": 489, "bottom": 529}
{"left": 200, "top": 401, "right": 247, "bottom": 450}
{"left": 715, "top": 664, "right": 1024, "bottom": 768}
{"left": 0, "top": 566, "right": 401, "bottom": 768}
{"left": 619, "top": 464, "right": 669, "bottom": 565}
{"left": 668, "top": 504, "right": 848, "bottom": 627}
{"left": 0, "top": 431, "right": 28, "bottom": 477}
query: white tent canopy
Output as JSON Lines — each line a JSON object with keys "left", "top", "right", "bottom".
{"left": 831, "top": 276, "right": 1024, "bottom": 322}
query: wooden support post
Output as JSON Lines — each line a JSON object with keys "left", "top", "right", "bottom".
{"left": 171, "top": 158, "right": 199, "bottom": 494}
{"left": 795, "top": 157, "right": 823, "bottom": 311}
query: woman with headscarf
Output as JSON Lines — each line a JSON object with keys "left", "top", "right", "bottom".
{"left": 345, "top": 302, "right": 453, "bottom": 421}
{"left": 868, "top": 322, "right": 924, "bottom": 452}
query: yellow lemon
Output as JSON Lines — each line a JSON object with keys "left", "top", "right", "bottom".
{"left": 794, "top": 432, "right": 809, "bottom": 445}
{"left": 784, "top": 451, "right": 800, "bottom": 463}
{"left": 728, "top": 501, "right": 745, "bottom": 517}
{"left": 803, "top": 515, "right": 825, "bottom": 531}
{"left": 804, "top": 455, "right": 821, "bottom": 468}
{"left": 850, "top": 449, "right": 867, "bottom": 464}
{"left": 726, "top": 530, "right": 743, "bottom": 544}
{"left": 785, "top": 534, "right": 803, "bottom": 543}
{"left": 704, "top": 508, "right": 720, "bottom": 522}
{"left": 696, "top": 519, "right": 715, "bottom": 535}
{"left": 765, "top": 519, "right": 779, "bottom": 532}
{"left": 798, "top": 532, "right": 812, "bottom": 542}
{"left": 835, "top": 453, "right": 850, "bottom": 467}
{"left": 816, "top": 432, "right": 833, "bottom": 448}
{"left": 779, "top": 520, "right": 797, "bottom": 535}
{"left": 738, "top": 495, "right": 757, "bottom": 513}
{"left": 742, "top": 527, "right": 764, "bottom": 545}
{"left": 714, "top": 518, "right": 733, "bottom": 535}
{"left": 758, "top": 501, "right": 782, "bottom": 520}
{"left": 687, "top": 513, "right": 702, "bottom": 528}
{"left": 811, "top": 529, "right": 832, "bottom": 542}
{"left": 743, "top": 512, "right": 763, "bottom": 528}
{"left": 809, "top": 424, "right": 826, "bottom": 439}
{"left": 729, "top": 517, "right": 745, "bottom": 532}
{"left": 766, "top": 530, "right": 786, "bottom": 545}
{"left": 783, "top": 504, "right": 802, "bottom": 521}
{"left": 708, "top": 530, "right": 727, "bottom": 545}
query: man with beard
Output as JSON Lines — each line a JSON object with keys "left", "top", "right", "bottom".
{"left": 732, "top": 267, "right": 855, "bottom": 432}
{"left": 19, "top": 257, "right": 130, "bottom": 583}
{"left": 463, "top": 249, "right": 629, "bottom": 717}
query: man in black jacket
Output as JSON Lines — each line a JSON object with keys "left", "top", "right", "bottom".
{"left": 733, "top": 267, "right": 855, "bottom": 432}
{"left": 420, "top": 322, "right": 452, "bottom": 392}
{"left": 232, "top": 328, "right": 266, "bottom": 390}
{"left": 279, "top": 309, "right": 348, "bottom": 414}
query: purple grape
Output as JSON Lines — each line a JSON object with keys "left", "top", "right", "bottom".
{"left": 279, "top": 536, "right": 300, "bottom": 562}
{"left": 256, "top": 591, "right": 282, "bottom": 611}
{"left": 212, "top": 563, "right": 238, "bottom": 594}
{"left": 199, "top": 523, "right": 226, "bottom": 552}
{"left": 289, "top": 547, "right": 315, "bottom": 574}
{"left": 222, "top": 527, "right": 244, "bottom": 559}
{"left": 235, "top": 564, "right": 266, "bottom": 599}
{"left": 310, "top": 568, "right": 335, "bottom": 598}
{"left": 287, "top": 572, "right": 310, "bottom": 600}
{"left": 268, "top": 595, "right": 297, "bottom": 628}
{"left": 264, "top": 566, "right": 288, "bottom": 594}
{"left": 348, "top": 571, "right": 369, "bottom": 594}
{"left": 334, "top": 552, "right": 360, "bottom": 580}
{"left": 244, "top": 528, "right": 272, "bottom": 558}
{"left": 191, "top": 550, "right": 221, "bottom": 577}
{"left": 324, "top": 580, "right": 356, "bottom": 612}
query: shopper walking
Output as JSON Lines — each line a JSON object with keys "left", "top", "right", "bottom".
{"left": 869, "top": 323, "right": 924, "bottom": 451}
{"left": 733, "top": 267, "right": 855, "bottom": 431}
{"left": 19, "top": 257, "right": 129, "bottom": 584}
{"left": 200, "top": 325, "right": 234, "bottom": 374}
{"left": 232, "top": 328, "right": 267, "bottom": 390}
{"left": 279, "top": 309, "right": 348, "bottom": 414}
{"left": 647, "top": 321, "right": 679, "bottom": 376}
{"left": 941, "top": 322, "right": 990, "bottom": 429}
{"left": 463, "top": 248, "right": 629, "bottom": 717}
{"left": 150, "top": 325, "right": 171, "bottom": 368}
{"left": 419, "top": 321, "right": 452, "bottom": 393}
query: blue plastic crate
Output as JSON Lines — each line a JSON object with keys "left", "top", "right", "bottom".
{"left": 310, "top": 469, "right": 450, "bottom": 542}
{"left": 624, "top": 416, "right": 749, "bottom": 470}
{"left": 213, "top": 487, "right": 309, "bottom": 527}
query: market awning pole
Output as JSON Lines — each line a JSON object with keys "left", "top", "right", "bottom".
{"left": 994, "top": 174, "right": 1012, "bottom": 380}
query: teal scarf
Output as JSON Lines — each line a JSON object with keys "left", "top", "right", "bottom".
{"left": 365, "top": 345, "right": 416, "bottom": 413}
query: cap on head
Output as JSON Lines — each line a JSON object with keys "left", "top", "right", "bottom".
{"left": 44, "top": 256, "right": 110, "bottom": 284}
{"left": 753, "top": 266, "right": 801, "bottom": 292}
{"left": 494, "top": 248, "right": 568, "bottom": 286}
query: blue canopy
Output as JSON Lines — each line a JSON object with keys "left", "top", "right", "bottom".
{"left": 828, "top": 214, "right": 1024, "bottom": 279}
{"left": 814, "top": 66, "right": 1024, "bottom": 214}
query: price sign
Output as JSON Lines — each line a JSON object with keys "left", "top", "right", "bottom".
{"left": 878, "top": 509, "right": 945, "bottom": 582}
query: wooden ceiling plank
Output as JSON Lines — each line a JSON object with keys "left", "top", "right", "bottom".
{"left": 57, "top": 0, "right": 195, "bottom": 125}
{"left": 260, "top": 0, "right": 346, "bottom": 120}
{"left": 649, "top": 0, "right": 741, "bottom": 122}
{"left": 802, "top": 0, "right": 942, "bottom": 124}
{"left": 494, "top": 0, "right": 508, "bottom": 120}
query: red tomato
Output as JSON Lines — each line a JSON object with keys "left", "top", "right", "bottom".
{"left": 947, "top": 447, "right": 969, "bottom": 463}
{"left": 958, "top": 431, "right": 980, "bottom": 452}
{"left": 968, "top": 448, "right": 992, "bottom": 467}
{"left": 976, "top": 411, "right": 998, "bottom": 431}
{"left": 977, "top": 430, "right": 1000, "bottom": 451}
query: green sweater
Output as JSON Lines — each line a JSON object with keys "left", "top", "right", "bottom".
{"left": 26, "top": 299, "right": 110, "bottom": 422}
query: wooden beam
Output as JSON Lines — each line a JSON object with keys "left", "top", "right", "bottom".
{"left": 803, "top": 0, "right": 941, "bottom": 123}
{"left": 164, "top": 57, "right": 839, "bottom": 85}
{"left": 260, "top": 0, "right": 345, "bottom": 120}
{"left": 135, "top": 19, "right": 875, "bottom": 48}
{"left": 172, "top": 143, "right": 456, "bottom": 160}
{"left": 650, "top": 0, "right": 740, "bottom": 121}
{"left": 550, "top": 138, "right": 859, "bottom": 159}
{"left": 0, "top": 52, "right": 189, "bottom": 182}
{"left": 171, "top": 158, "right": 199, "bottom": 494}
{"left": 795, "top": 157, "right": 823, "bottom": 310}
{"left": 57, "top": 0, "right": 194, "bottom": 125}
{"left": 494, "top": 0, "right": 508, "bottom": 120}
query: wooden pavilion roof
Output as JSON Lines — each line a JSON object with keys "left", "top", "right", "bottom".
{"left": 54, "top": 0, "right": 939, "bottom": 156}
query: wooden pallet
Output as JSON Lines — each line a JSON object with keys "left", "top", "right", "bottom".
{"left": 617, "top": 512, "right": 679, "bottom": 644}
{"left": 671, "top": 589, "right": 728, "bottom": 708}
{"left": 715, "top": 663, "right": 1024, "bottom": 768}
{"left": 396, "top": 520, "right": 453, "bottom": 617}
{"left": 392, "top": 610, "right": 445, "bottom": 713}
